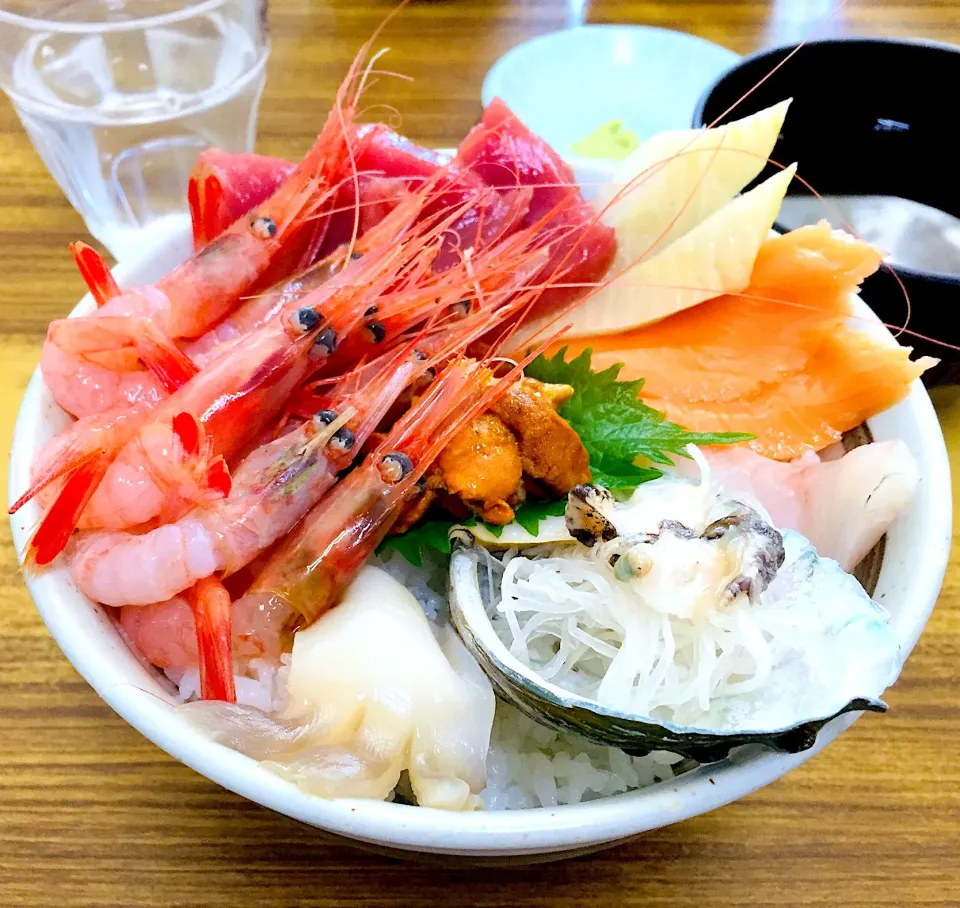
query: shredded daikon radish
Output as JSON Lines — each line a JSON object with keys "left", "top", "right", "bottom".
{"left": 482, "top": 461, "right": 900, "bottom": 732}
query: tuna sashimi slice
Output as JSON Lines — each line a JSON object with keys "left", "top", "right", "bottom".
{"left": 188, "top": 149, "right": 295, "bottom": 250}
{"left": 457, "top": 97, "right": 616, "bottom": 315}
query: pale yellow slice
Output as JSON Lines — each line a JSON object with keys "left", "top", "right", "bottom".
{"left": 596, "top": 100, "right": 791, "bottom": 260}
{"left": 514, "top": 164, "right": 796, "bottom": 346}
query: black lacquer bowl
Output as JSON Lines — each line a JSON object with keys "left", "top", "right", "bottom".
{"left": 693, "top": 37, "right": 960, "bottom": 384}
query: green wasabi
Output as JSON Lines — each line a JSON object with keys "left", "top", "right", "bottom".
{"left": 571, "top": 120, "right": 640, "bottom": 160}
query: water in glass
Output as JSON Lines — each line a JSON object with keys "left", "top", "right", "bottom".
{"left": 0, "top": 1, "right": 269, "bottom": 260}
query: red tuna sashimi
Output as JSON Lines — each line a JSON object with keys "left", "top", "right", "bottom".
{"left": 318, "top": 123, "right": 529, "bottom": 268}
{"left": 355, "top": 123, "right": 446, "bottom": 179}
{"left": 188, "top": 149, "right": 295, "bottom": 250}
{"left": 315, "top": 124, "right": 446, "bottom": 257}
{"left": 188, "top": 125, "right": 532, "bottom": 281}
{"left": 457, "top": 97, "right": 616, "bottom": 314}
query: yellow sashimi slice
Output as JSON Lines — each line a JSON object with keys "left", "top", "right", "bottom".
{"left": 516, "top": 164, "right": 797, "bottom": 346}
{"left": 596, "top": 100, "right": 790, "bottom": 260}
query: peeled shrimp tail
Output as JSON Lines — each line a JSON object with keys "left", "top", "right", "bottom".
{"left": 12, "top": 403, "right": 153, "bottom": 517}
{"left": 70, "top": 242, "right": 121, "bottom": 307}
{"left": 13, "top": 403, "right": 159, "bottom": 570}
{"left": 187, "top": 577, "right": 237, "bottom": 703}
{"left": 41, "top": 315, "right": 198, "bottom": 418}
{"left": 72, "top": 411, "right": 231, "bottom": 532}
{"left": 23, "top": 452, "right": 114, "bottom": 571}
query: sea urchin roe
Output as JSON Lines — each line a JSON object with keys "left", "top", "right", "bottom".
{"left": 437, "top": 413, "right": 524, "bottom": 524}
{"left": 491, "top": 377, "right": 590, "bottom": 494}
{"left": 390, "top": 377, "right": 590, "bottom": 530}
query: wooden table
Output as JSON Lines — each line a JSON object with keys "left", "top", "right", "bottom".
{"left": 2, "top": 1, "right": 958, "bottom": 904}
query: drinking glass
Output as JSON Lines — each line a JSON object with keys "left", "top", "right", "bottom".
{"left": 0, "top": 0, "right": 269, "bottom": 260}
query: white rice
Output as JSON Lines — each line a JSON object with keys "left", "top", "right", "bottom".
{"left": 168, "top": 548, "right": 684, "bottom": 809}
{"left": 173, "top": 655, "right": 290, "bottom": 714}
{"left": 481, "top": 703, "right": 681, "bottom": 809}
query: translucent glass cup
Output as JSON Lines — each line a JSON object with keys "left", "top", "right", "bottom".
{"left": 0, "top": 1, "right": 269, "bottom": 260}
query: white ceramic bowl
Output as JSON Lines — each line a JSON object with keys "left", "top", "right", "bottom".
{"left": 8, "top": 162, "right": 952, "bottom": 862}
{"left": 481, "top": 25, "right": 739, "bottom": 155}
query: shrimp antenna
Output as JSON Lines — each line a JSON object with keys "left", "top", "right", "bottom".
{"left": 354, "top": 47, "right": 393, "bottom": 104}
{"left": 705, "top": 2, "right": 847, "bottom": 129}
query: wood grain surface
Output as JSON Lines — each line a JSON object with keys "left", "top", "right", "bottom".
{"left": 2, "top": 1, "right": 959, "bottom": 905}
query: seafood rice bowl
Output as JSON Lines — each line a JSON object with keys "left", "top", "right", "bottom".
{"left": 8, "top": 36, "right": 951, "bottom": 859}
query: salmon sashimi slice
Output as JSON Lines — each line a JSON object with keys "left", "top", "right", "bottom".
{"left": 551, "top": 223, "right": 935, "bottom": 460}
{"left": 558, "top": 224, "right": 875, "bottom": 404}
{"left": 654, "top": 330, "right": 933, "bottom": 459}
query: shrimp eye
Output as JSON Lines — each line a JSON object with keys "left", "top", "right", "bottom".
{"left": 329, "top": 426, "right": 355, "bottom": 453}
{"left": 414, "top": 349, "right": 427, "bottom": 361}
{"left": 379, "top": 451, "right": 413, "bottom": 483}
{"left": 409, "top": 367, "right": 436, "bottom": 396}
{"left": 450, "top": 299, "right": 471, "bottom": 319}
{"left": 364, "top": 321, "right": 386, "bottom": 344}
{"left": 350, "top": 251, "right": 363, "bottom": 261}
{"left": 292, "top": 307, "right": 321, "bottom": 333}
{"left": 314, "top": 327, "right": 337, "bottom": 354}
{"left": 364, "top": 305, "right": 379, "bottom": 317}
{"left": 251, "top": 216, "right": 277, "bottom": 239}
{"left": 314, "top": 409, "right": 338, "bottom": 425}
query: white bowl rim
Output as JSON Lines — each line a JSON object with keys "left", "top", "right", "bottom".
{"left": 8, "top": 193, "right": 952, "bottom": 857}
{"left": 481, "top": 25, "right": 740, "bottom": 113}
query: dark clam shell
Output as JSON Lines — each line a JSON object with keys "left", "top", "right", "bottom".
{"left": 449, "top": 553, "right": 886, "bottom": 764}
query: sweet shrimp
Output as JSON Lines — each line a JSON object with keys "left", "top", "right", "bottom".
{"left": 15, "top": 190, "right": 537, "bottom": 566}
{"left": 18, "top": 320, "right": 327, "bottom": 565}
{"left": 228, "top": 351, "right": 537, "bottom": 666}
{"left": 64, "top": 248, "right": 557, "bottom": 609}
{"left": 182, "top": 179, "right": 431, "bottom": 369}
{"left": 19, "top": 284, "right": 388, "bottom": 559}
{"left": 67, "top": 345, "right": 430, "bottom": 607}
{"left": 40, "top": 31, "right": 390, "bottom": 420}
